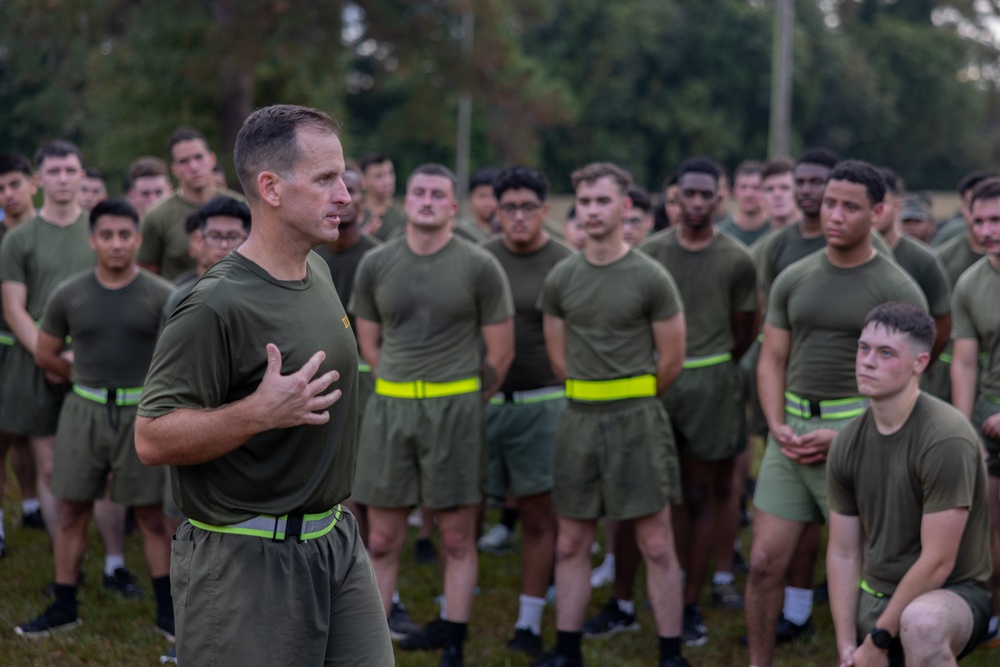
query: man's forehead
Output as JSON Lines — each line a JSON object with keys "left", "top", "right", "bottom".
{"left": 794, "top": 163, "right": 830, "bottom": 179}
{"left": 408, "top": 173, "right": 452, "bottom": 193}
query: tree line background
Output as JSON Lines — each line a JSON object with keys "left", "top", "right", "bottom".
{"left": 3, "top": 0, "right": 1000, "bottom": 195}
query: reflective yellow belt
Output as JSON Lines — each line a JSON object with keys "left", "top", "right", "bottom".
{"left": 190, "top": 505, "right": 341, "bottom": 543}
{"left": 784, "top": 391, "right": 867, "bottom": 420}
{"left": 565, "top": 374, "right": 656, "bottom": 401}
{"left": 682, "top": 352, "right": 733, "bottom": 370}
{"left": 489, "top": 386, "right": 565, "bottom": 406}
{"left": 860, "top": 579, "right": 886, "bottom": 599}
{"left": 985, "top": 395, "right": 1000, "bottom": 405}
{"left": 73, "top": 385, "right": 143, "bottom": 406}
{"left": 358, "top": 362, "right": 371, "bottom": 373}
{"left": 0, "top": 331, "right": 13, "bottom": 346}
{"left": 938, "top": 351, "right": 988, "bottom": 367}
{"left": 375, "top": 376, "right": 480, "bottom": 399}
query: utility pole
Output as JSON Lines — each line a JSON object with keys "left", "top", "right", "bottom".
{"left": 769, "top": 0, "right": 793, "bottom": 157}
{"left": 456, "top": 6, "right": 474, "bottom": 207}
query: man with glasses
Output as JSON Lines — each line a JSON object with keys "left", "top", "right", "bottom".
{"left": 480, "top": 166, "right": 573, "bottom": 657}
{"left": 622, "top": 186, "right": 654, "bottom": 247}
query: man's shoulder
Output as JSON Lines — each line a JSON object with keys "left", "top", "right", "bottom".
{"left": 638, "top": 227, "right": 678, "bottom": 253}
{"left": 954, "top": 256, "right": 993, "bottom": 293}
{"left": 138, "top": 268, "right": 179, "bottom": 295}
{"left": 216, "top": 187, "right": 246, "bottom": 203}
{"left": 142, "top": 193, "right": 189, "bottom": 226}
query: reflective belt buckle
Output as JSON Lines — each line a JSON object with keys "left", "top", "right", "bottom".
{"left": 274, "top": 514, "right": 304, "bottom": 543}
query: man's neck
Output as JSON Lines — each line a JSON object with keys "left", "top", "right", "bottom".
{"left": 869, "top": 383, "right": 921, "bottom": 436}
{"left": 179, "top": 183, "right": 218, "bottom": 206}
{"left": 3, "top": 209, "right": 34, "bottom": 228}
{"left": 367, "top": 197, "right": 393, "bottom": 216}
{"left": 38, "top": 201, "right": 82, "bottom": 227}
{"left": 771, "top": 212, "right": 800, "bottom": 231}
{"left": 677, "top": 223, "right": 716, "bottom": 251}
{"left": 95, "top": 263, "right": 140, "bottom": 290}
{"left": 827, "top": 238, "right": 876, "bottom": 269}
{"left": 799, "top": 214, "right": 823, "bottom": 238}
{"left": 474, "top": 216, "right": 492, "bottom": 233}
{"left": 732, "top": 210, "right": 768, "bottom": 232}
{"left": 237, "top": 216, "right": 311, "bottom": 281}
{"left": 881, "top": 224, "right": 901, "bottom": 249}
{"left": 503, "top": 231, "right": 548, "bottom": 255}
{"left": 584, "top": 232, "right": 629, "bottom": 266}
{"left": 406, "top": 224, "right": 452, "bottom": 256}
{"left": 966, "top": 231, "right": 986, "bottom": 254}
{"left": 329, "top": 225, "right": 361, "bottom": 253}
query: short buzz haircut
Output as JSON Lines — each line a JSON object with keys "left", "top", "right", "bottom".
{"left": 234, "top": 104, "right": 340, "bottom": 203}
{"left": 84, "top": 167, "right": 106, "bottom": 183}
{"left": 968, "top": 177, "right": 1000, "bottom": 212}
{"left": 493, "top": 166, "right": 549, "bottom": 202}
{"left": 796, "top": 147, "right": 840, "bottom": 170}
{"left": 863, "top": 301, "right": 935, "bottom": 354}
{"left": 661, "top": 172, "right": 678, "bottom": 191}
{"left": 570, "top": 162, "right": 632, "bottom": 195}
{"left": 167, "top": 126, "right": 209, "bottom": 157}
{"left": 34, "top": 140, "right": 82, "bottom": 169}
{"left": 677, "top": 157, "right": 721, "bottom": 186}
{"left": 957, "top": 170, "right": 999, "bottom": 197}
{"left": 470, "top": 167, "right": 499, "bottom": 192}
{"left": 359, "top": 152, "right": 391, "bottom": 174}
{"left": 627, "top": 186, "right": 652, "bottom": 213}
{"left": 761, "top": 157, "right": 794, "bottom": 182}
{"left": 129, "top": 156, "right": 169, "bottom": 181}
{"left": 406, "top": 163, "right": 458, "bottom": 196}
{"left": 89, "top": 198, "right": 139, "bottom": 230}
{"left": 828, "top": 159, "right": 886, "bottom": 206}
{"left": 197, "top": 196, "right": 252, "bottom": 232}
{"left": 734, "top": 160, "right": 763, "bottom": 181}
{"left": 184, "top": 211, "right": 202, "bottom": 236}
{"left": 0, "top": 154, "right": 32, "bottom": 177}
{"left": 878, "top": 167, "right": 900, "bottom": 197}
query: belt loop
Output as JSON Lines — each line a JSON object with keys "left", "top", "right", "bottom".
{"left": 271, "top": 516, "right": 285, "bottom": 543}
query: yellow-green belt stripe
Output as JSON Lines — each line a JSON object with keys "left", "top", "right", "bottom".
{"left": 682, "top": 352, "right": 733, "bottom": 370}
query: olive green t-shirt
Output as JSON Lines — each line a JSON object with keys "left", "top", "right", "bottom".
{"left": 0, "top": 224, "right": 10, "bottom": 336}
{"left": 828, "top": 393, "right": 990, "bottom": 593}
{"left": 931, "top": 215, "right": 966, "bottom": 247}
{"left": 161, "top": 274, "right": 198, "bottom": 324}
{"left": 42, "top": 270, "right": 174, "bottom": 387}
{"left": 0, "top": 213, "right": 95, "bottom": 321}
{"left": 640, "top": 229, "right": 757, "bottom": 357}
{"left": 538, "top": 249, "right": 683, "bottom": 381}
{"left": 314, "top": 235, "right": 381, "bottom": 332}
{"left": 951, "top": 257, "right": 1000, "bottom": 397}
{"left": 349, "top": 236, "right": 514, "bottom": 382}
{"left": 935, "top": 232, "right": 984, "bottom": 289}
{"left": 755, "top": 223, "right": 891, "bottom": 298}
{"left": 454, "top": 219, "right": 493, "bottom": 243}
{"left": 363, "top": 204, "right": 406, "bottom": 242}
{"left": 138, "top": 188, "right": 245, "bottom": 281}
{"left": 766, "top": 252, "right": 927, "bottom": 399}
{"left": 718, "top": 217, "right": 771, "bottom": 248}
{"left": 891, "top": 235, "right": 951, "bottom": 318}
{"left": 138, "top": 251, "right": 358, "bottom": 525}
{"left": 482, "top": 237, "right": 574, "bottom": 392}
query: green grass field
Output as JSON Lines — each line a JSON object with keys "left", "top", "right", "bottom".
{"left": 1, "top": 461, "right": 996, "bottom": 666}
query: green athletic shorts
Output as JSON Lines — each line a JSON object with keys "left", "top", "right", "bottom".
{"left": 972, "top": 395, "right": 1000, "bottom": 478}
{"left": 353, "top": 391, "right": 485, "bottom": 509}
{"left": 51, "top": 391, "right": 163, "bottom": 506}
{"left": 662, "top": 360, "right": 742, "bottom": 461}
{"left": 0, "top": 344, "right": 68, "bottom": 437}
{"left": 0, "top": 336, "right": 11, "bottom": 407}
{"left": 855, "top": 580, "right": 991, "bottom": 665}
{"left": 743, "top": 339, "right": 769, "bottom": 437}
{"left": 357, "top": 367, "right": 374, "bottom": 417}
{"left": 171, "top": 508, "right": 393, "bottom": 666}
{"left": 485, "top": 393, "right": 564, "bottom": 498}
{"left": 753, "top": 411, "right": 855, "bottom": 523}
{"left": 554, "top": 397, "right": 681, "bottom": 521}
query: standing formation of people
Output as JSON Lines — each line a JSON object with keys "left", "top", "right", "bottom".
{"left": 1, "top": 104, "right": 999, "bottom": 667}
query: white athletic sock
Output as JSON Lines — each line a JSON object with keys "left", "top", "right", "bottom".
{"left": 0, "top": 509, "right": 5, "bottom": 538}
{"left": 514, "top": 594, "right": 546, "bottom": 635}
{"left": 989, "top": 615, "right": 999, "bottom": 635}
{"left": 713, "top": 571, "right": 734, "bottom": 586}
{"left": 392, "top": 589, "right": 400, "bottom": 605}
{"left": 783, "top": 586, "right": 813, "bottom": 625}
{"left": 440, "top": 597, "right": 448, "bottom": 621}
{"left": 22, "top": 498, "right": 40, "bottom": 514}
{"left": 104, "top": 554, "right": 126, "bottom": 576}
{"left": 616, "top": 598, "right": 635, "bottom": 616}
{"left": 601, "top": 553, "right": 615, "bottom": 569}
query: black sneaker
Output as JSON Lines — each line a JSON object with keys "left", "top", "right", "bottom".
{"left": 414, "top": 537, "right": 438, "bottom": 565}
{"left": 508, "top": 627, "right": 543, "bottom": 656}
{"left": 732, "top": 545, "right": 749, "bottom": 573}
{"left": 682, "top": 604, "right": 707, "bottom": 647}
{"left": 21, "top": 508, "right": 46, "bottom": 530}
{"left": 440, "top": 643, "right": 464, "bottom": 667}
{"left": 155, "top": 608, "right": 175, "bottom": 642}
{"left": 582, "top": 598, "right": 639, "bottom": 637}
{"left": 15, "top": 603, "right": 82, "bottom": 638}
{"left": 532, "top": 653, "right": 583, "bottom": 667}
{"left": 104, "top": 567, "right": 143, "bottom": 599}
{"left": 160, "top": 645, "right": 178, "bottom": 664}
{"left": 775, "top": 614, "right": 814, "bottom": 644}
{"left": 711, "top": 582, "right": 744, "bottom": 610}
{"left": 398, "top": 617, "right": 449, "bottom": 651}
{"left": 660, "top": 656, "right": 691, "bottom": 667}
{"left": 387, "top": 602, "right": 420, "bottom": 641}
{"left": 0, "top": 533, "right": 6, "bottom": 558}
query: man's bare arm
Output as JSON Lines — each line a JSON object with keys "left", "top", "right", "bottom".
{"left": 2, "top": 282, "right": 39, "bottom": 355}
{"left": 355, "top": 317, "right": 382, "bottom": 372}
{"left": 481, "top": 318, "right": 514, "bottom": 400}
{"left": 758, "top": 323, "right": 792, "bottom": 439}
{"left": 731, "top": 310, "right": 758, "bottom": 361}
{"left": 652, "top": 313, "right": 685, "bottom": 395}
{"left": 35, "top": 331, "right": 70, "bottom": 381}
{"left": 951, "top": 338, "right": 979, "bottom": 419}
{"left": 136, "top": 344, "right": 340, "bottom": 466}
{"left": 930, "top": 313, "right": 951, "bottom": 362}
{"left": 543, "top": 313, "right": 567, "bottom": 382}
{"left": 827, "top": 511, "right": 864, "bottom": 666}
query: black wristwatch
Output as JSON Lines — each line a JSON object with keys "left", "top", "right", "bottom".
{"left": 870, "top": 627, "right": 894, "bottom": 650}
